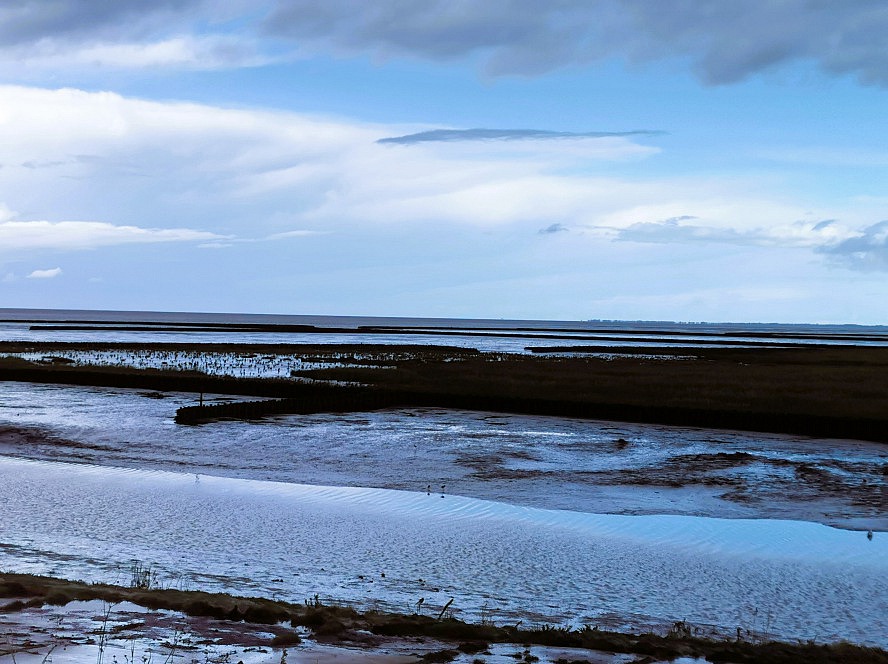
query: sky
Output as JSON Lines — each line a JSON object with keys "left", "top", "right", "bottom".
{"left": 0, "top": 1, "right": 887, "bottom": 324}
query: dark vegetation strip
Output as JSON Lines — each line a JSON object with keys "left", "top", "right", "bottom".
{"left": 2, "top": 345, "right": 888, "bottom": 442}
{"left": 174, "top": 388, "right": 888, "bottom": 441}
{"left": 0, "top": 363, "right": 352, "bottom": 399}
{"left": 282, "top": 347, "right": 888, "bottom": 441}
{"left": 11, "top": 320, "right": 337, "bottom": 331}
{"left": 528, "top": 346, "right": 715, "bottom": 354}
{"left": 174, "top": 389, "right": 403, "bottom": 424}
{"left": 288, "top": 347, "right": 888, "bottom": 417}
{"left": 0, "top": 341, "right": 480, "bottom": 355}
{"left": 1, "top": 573, "right": 884, "bottom": 664}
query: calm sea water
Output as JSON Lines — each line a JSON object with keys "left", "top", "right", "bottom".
{"left": 2, "top": 308, "right": 887, "bottom": 349}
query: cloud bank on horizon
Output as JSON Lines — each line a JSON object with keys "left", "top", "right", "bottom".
{"left": 0, "top": 1, "right": 886, "bottom": 323}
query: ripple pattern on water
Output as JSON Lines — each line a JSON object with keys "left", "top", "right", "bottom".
{"left": 0, "top": 456, "right": 885, "bottom": 647}
{"left": 0, "top": 381, "right": 884, "bottom": 527}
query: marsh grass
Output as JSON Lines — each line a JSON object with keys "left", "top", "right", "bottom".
{"left": 4, "top": 341, "right": 886, "bottom": 440}
{"left": 285, "top": 347, "right": 888, "bottom": 441}
{"left": 129, "top": 562, "right": 156, "bottom": 591}
{"left": 1, "top": 573, "right": 886, "bottom": 664}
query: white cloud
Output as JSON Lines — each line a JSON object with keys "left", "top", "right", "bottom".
{"left": 197, "top": 242, "right": 235, "bottom": 249}
{"left": 0, "top": 85, "right": 662, "bottom": 235}
{"left": 0, "top": 220, "right": 225, "bottom": 252}
{"left": 27, "top": 267, "right": 62, "bottom": 279}
{"left": 0, "top": 84, "right": 883, "bottom": 279}
{"left": 265, "top": 230, "right": 325, "bottom": 240}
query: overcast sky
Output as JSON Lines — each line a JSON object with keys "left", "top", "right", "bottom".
{"left": 1, "top": 1, "right": 886, "bottom": 323}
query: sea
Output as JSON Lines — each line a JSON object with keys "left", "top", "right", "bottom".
{"left": 0, "top": 308, "right": 886, "bottom": 647}
{"left": 2, "top": 307, "right": 888, "bottom": 350}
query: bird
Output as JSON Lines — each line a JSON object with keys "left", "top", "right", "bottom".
{"left": 867, "top": 529, "right": 874, "bottom": 540}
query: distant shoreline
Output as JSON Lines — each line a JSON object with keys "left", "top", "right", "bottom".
{"left": 3, "top": 306, "right": 888, "bottom": 333}
{"left": 16, "top": 322, "right": 888, "bottom": 346}
{"left": 3, "top": 304, "right": 888, "bottom": 326}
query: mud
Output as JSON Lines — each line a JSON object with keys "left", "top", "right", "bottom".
{"left": 454, "top": 439, "right": 886, "bottom": 525}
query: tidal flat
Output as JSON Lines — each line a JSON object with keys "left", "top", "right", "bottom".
{"left": 0, "top": 333, "right": 886, "bottom": 662}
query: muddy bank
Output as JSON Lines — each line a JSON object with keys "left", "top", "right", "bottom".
{"left": 1, "top": 407, "right": 883, "bottom": 530}
{"left": 458, "top": 448, "right": 886, "bottom": 525}
{"left": 2, "top": 573, "right": 886, "bottom": 664}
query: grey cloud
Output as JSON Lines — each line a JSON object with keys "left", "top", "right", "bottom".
{"left": 0, "top": 2, "right": 269, "bottom": 71}
{"left": 616, "top": 216, "right": 888, "bottom": 271}
{"left": 21, "top": 160, "right": 67, "bottom": 169}
{"left": 4, "top": 1, "right": 888, "bottom": 86}
{"left": 20, "top": 155, "right": 103, "bottom": 170}
{"left": 538, "top": 223, "right": 568, "bottom": 235}
{"left": 818, "top": 220, "right": 888, "bottom": 270}
{"left": 0, "top": 1, "right": 203, "bottom": 46}
{"left": 378, "top": 128, "right": 664, "bottom": 145}
{"left": 617, "top": 218, "right": 751, "bottom": 245}
{"left": 615, "top": 216, "right": 834, "bottom": 249}
{"left": 263, "top": 0, "right": 888, "bottom": 86}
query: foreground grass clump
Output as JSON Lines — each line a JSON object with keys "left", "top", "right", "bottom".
{"left": 1, "top": 573, "right": 886, "bottom": 663}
